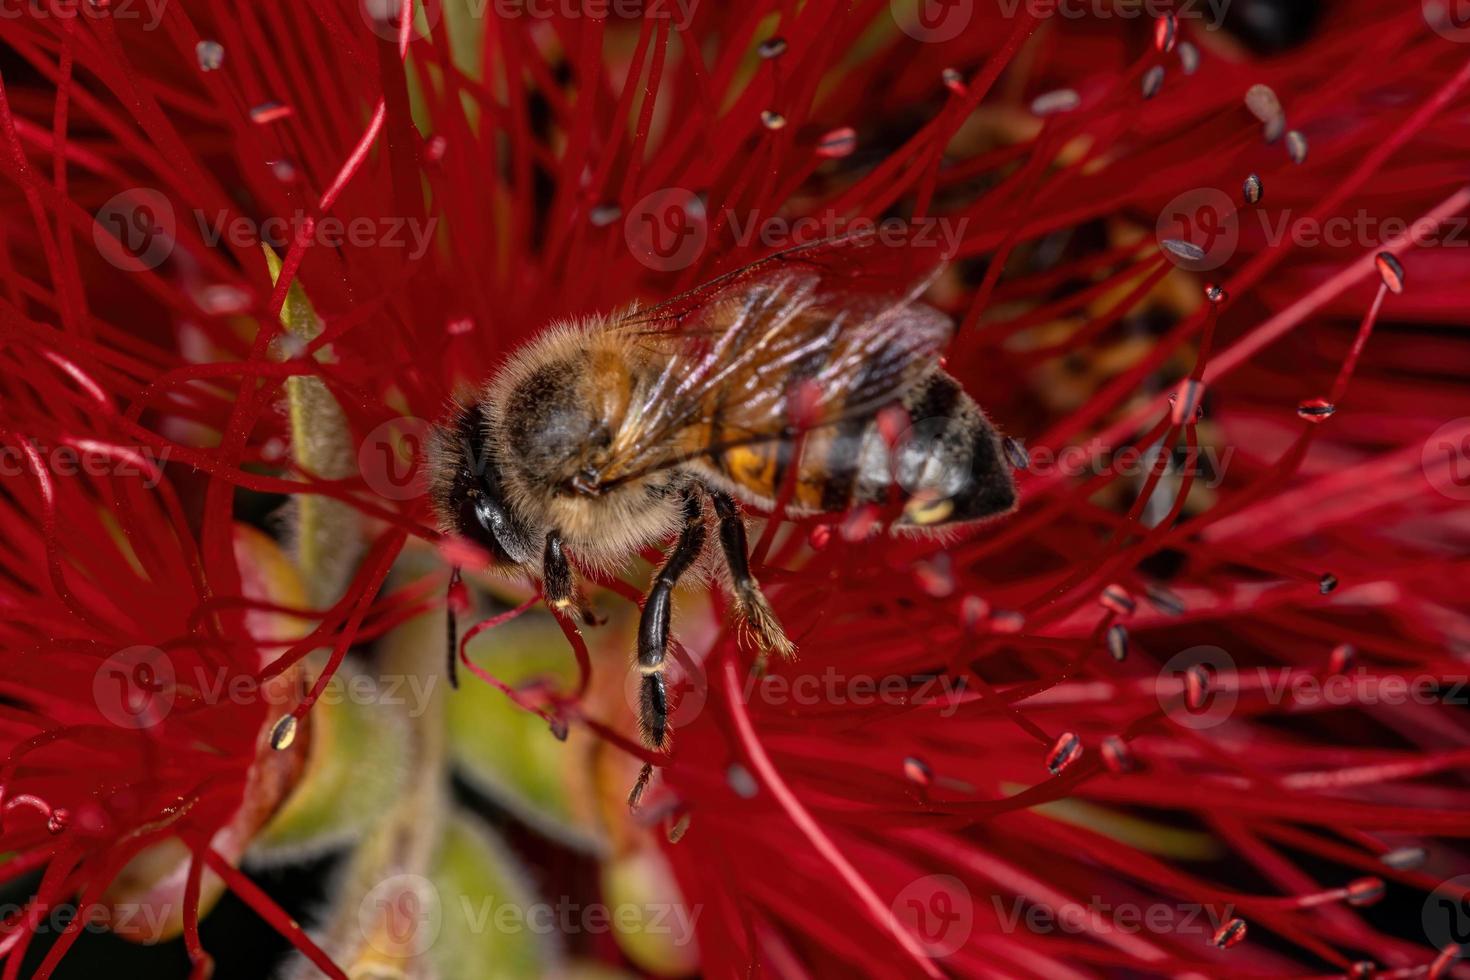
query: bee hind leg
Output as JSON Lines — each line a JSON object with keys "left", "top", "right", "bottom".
{"left": 709, "top": 489, "right": 795, "bottom": 672}
{"left": 635, "top": 489, "right": 706, "bottom": 752}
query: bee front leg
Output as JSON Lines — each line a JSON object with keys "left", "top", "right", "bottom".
{"left": 636, "top": 489, "right": 706, "bottom": 751}
{"left": 541, "top": 531, "right": 599, "bottom": 626}
{"left": 709, "top": 489, "right": 795, "bottom": 672}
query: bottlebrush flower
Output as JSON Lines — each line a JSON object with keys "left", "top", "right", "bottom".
{"left": 1, "top": 1, "right": 1469, "bottom": 979}
{"left": 0, "top": 341, "right": 325, "bottom": 976}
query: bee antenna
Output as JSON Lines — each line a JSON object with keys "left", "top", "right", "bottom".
{"left": 446, "top": 565, "right": 463, "bottom": 689}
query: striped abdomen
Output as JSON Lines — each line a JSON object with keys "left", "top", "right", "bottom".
{"left": 705, "top": 370, "right": 1016, "bottom": 527}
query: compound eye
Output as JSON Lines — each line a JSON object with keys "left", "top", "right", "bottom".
{"left": 471, "top": 496, "right": 516, "bottom": 563}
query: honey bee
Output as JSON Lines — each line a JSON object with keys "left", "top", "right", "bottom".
{"left": 427, "top": 236, "right": 1017, "bottom": 779}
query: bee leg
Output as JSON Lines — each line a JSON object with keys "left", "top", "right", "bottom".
{"left": 541, "top": 531, "right": 603, "bottom": 626}
{"left": 636, "top": 489, "right": 706, "bottom": 750}
{"left": 709, "top": 489, "right": 795, "bottom": 671}
{"left": 446, "top": 565, "right": 463, "bottom": 689}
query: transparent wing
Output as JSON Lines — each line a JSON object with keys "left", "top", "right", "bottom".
{"left": 598, "top": 235, "right": 953, "bottom": 486}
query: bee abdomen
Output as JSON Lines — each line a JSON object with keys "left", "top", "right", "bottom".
{"left": 893, "top": 371, "right": 1016, "bottom": 526}
{"left": 812, "top": 371, "right": 1015, "bottom": 526}
{"left": 713, "top": 370, "right": 1016, "bottom": 528}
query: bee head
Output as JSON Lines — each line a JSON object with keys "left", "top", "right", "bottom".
{"left": 428, "top": 405, "right": 536, "bottom": 568}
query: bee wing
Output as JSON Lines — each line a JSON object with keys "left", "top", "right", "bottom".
{"left": 621, "top": 231, "right": 946, "bottom": 328}
{"left": 599, "top": 237, "right": 953, "bottom": 486}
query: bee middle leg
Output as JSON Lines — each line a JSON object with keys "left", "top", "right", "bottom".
{"left": 636, "top": 488, "right": 706, "bottom": 750}
{"left": 708, "top": 489, "right": 795, "bottom": 670}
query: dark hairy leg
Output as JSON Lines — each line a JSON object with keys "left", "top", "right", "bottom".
{"left": 708, "top": 489, "right": 795, "bottom": 670}
{"left": 635, "top": 489, "right": 707, "bottom": 750}
{"left": 541, "top": 530, "right": 600, "bottom": 626}
{"left": 446, "top": 565, "right": 462, "bottom": 689}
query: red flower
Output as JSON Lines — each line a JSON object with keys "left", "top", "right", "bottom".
{"left": 2, "top": 1, "right": 1469, "bottom": 978}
